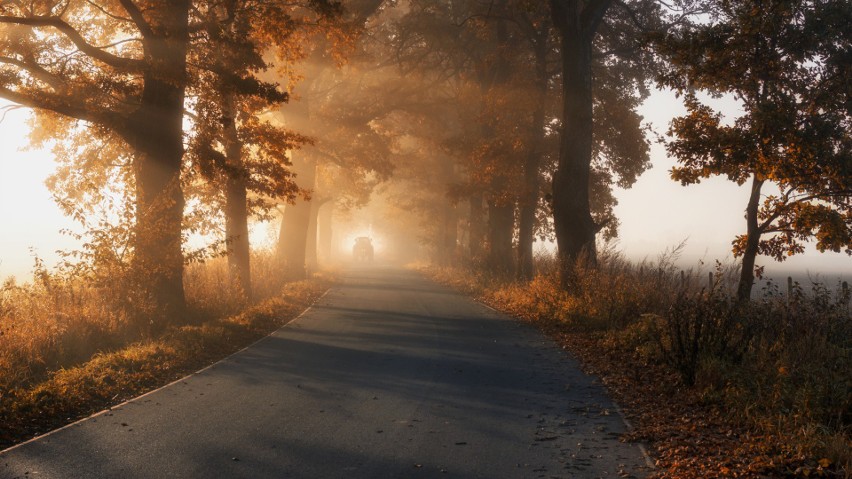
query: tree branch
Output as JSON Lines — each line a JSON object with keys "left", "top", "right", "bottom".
{"left": 0, "top": 56, "right": 66, "bottom": 90}
{"left": 0, "top": 15, "right": 144, "bottom": 71}
{"left": 612, "top": 0, "right": 649, "bottom": 33}
{"left": 117, "top": 0, "right": 154, "bottom": 38}
{"left": 84, "top": 0, "right": 133, "bottom": 23}
{"left": 0, "top": 85, "right": 123, "bottom": 128}
{"left": 581, "top": 0, "right": 614, "bottom": 38}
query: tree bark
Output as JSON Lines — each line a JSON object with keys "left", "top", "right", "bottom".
{"left": 487, "top": 200, "right": 515, "bottom": 276}
{"left": 317, "top": 202, "right": 334, "bottom": 264}
{"left": 517, "top": 143, "right": 542, "bottom": 280}
{"left": 305, "top": 200, "right": 320, "bottom": 273}
{"left": 221, "top": 92, "right": 252, "bottom": 301}
{"left": 737, "top": 175, "right": 764, "bottom": 302}
{"left": 550, "top": 0, "right": 612, "bottom": 289}
{"left": 468, "top": 195, "right": 486, "bottom": 260}
{"left": 277, "top": 157, "right": 316, "bottom": 279}
{"left": 122, "top": 0, "right": 190, "bottom": 332}
{"left": 436, "top": 201, "right": 458, "bottom": 265}
{"left": 517, "top": 43, "right": 549, "bottom": 281}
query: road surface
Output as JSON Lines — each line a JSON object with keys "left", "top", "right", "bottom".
{"left": 0, "top": 267, "right": 651, "bottom": 478}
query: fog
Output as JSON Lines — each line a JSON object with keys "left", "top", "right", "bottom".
{"left": 0, "top": 0, "right": 849, "bottom": 299}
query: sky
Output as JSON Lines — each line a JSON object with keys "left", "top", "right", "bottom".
{"left": 1, "top": 90, "right": 850, "bottom": 282}
{"left": 614, "top": 89, "right": 850, "bottom": 280}
{"left": 0, "top": 105, "right": 80, "bottom": 281}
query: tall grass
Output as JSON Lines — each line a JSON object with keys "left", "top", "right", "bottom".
{"left": 0, "top": 249, "right": 289, "bottom": 393}
{"left": 0, "top": 250, "right": 330, "bottom": 449}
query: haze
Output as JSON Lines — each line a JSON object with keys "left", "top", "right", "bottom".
{"left": 2, "top": 89, "right": 848, "bottom": 282}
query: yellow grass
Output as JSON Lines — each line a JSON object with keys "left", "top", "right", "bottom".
{"left": 0, "top": 251, "right": 333, "bottom": 447}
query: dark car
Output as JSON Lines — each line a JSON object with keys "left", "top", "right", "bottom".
{"left": 353, "top": 237, "right": 374, "bottom": 261}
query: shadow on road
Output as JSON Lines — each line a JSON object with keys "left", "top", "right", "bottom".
{"left": 0, "top": 267, "right": 651, "bottom": 479}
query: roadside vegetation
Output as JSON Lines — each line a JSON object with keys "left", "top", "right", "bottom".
{"left": 421, "top": 251, "right": 851, "bottom": 479}
{"left": 0, "top": 252, "right": 332, "bottom": 449}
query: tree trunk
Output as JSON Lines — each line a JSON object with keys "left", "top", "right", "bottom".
{"left": 224, "top": 174, "right": 251, "bottom": 298}
{"left": 483, "top": 8, "right": 515, "bottom": 276}
{"left": 737, "top": 175, "right": 764, "bottom": 302}
{"left": 123, "top": 0, "right": 190, "bottom": 333}
{"left": 277, "top": 157, "right": 316, "bottom": 279}
{"left": 317, "top": 202, "right": 334, "bottom": 264}
{"left": 305, "top": 200, "right": 320, "bottom": 273}
{"left": 437, "top": 202, "right": 458, "bottom": 265}
{"left": 277, "top": 200, "right": 312, "bottom": 279}
{"left": 468, "top": 195, "right": 486, "bottom": 260}
{"left": 550, "top": 0, "right": 610, "bottom": 290}
{"left": 221, "top": 92, "right": 252, "bottom": 301}
{"left": 487, "top": 200, "right": 515, "bottom": 276}
{"left": 517, "top": 44, "right": 549, "bottom": 281}
{"left": 517, "top": 161, "right": 539, "bottom": 280}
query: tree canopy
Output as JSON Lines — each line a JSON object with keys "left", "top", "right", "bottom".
{"left": 1, "top": 0, "right": 847, "bottom": 324}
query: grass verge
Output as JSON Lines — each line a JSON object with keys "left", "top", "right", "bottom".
{"left": 0, "top": 273, "right": 331, "bottom": 450}
{"left": 418, "top": 256, "right": 850, "bottom": 479}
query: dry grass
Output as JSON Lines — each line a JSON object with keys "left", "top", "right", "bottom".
{"left": 420, "top": 251, "right": 851, "bottom": 478}
{"left": 0, "top": 251, "right": 332, "bottom": 448}
{"left": 0, "top": 274, "right": 129, "bottom": 391}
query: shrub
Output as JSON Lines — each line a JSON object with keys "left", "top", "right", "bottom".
{"left": 651, "top": 287, "right": 753, "bottom": 387}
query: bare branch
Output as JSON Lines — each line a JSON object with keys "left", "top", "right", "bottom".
{"left": 0, "top": 104, "right": 25, "bottom": 123}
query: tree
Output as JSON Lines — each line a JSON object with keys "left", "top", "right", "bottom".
{"left": 547, "top": 0, "right": 657, "bottom": 288}
{"left": 392, "top": 0, "right": 528, "bottom": 275}
{"left": 513, "top": 2, "right": 560, "bottom": 280}
{"left": 549, "top": 0, "right": 612, "bottom": 285}
{"left": 0, "top": 0, "right": 344, "bottom": 325}
{"left": 187, "top": 0, "right": 336, "bottom": 299}
{"left": 380, "top": 0, "right": 652, "bottom": 277}
{"left": 274, "top": 55, "right": 397, "bottom": 277}
{"left": 0, "top": 1, "right": 192, "bottom": 330}
{"left": 658, "top": 0, "right": 852, "bottom": 300}
{"left": 274, "top": 0, "right": 387, "bottom": 278}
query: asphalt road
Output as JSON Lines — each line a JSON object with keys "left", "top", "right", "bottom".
{"left": 0, "top": 266, "right": 651, "bottom": 478}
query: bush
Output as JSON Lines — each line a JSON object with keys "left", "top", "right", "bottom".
{"left": 651, "top": 287, "right": 753, "bottom": 387}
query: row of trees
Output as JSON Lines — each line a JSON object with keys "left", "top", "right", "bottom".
{"left": 0, "top": 0, "right": 849, "bottom": 331}
{"left": 0, "top": 0, "right": 354, "bottom": 330}
{"left": 359, "top": 0, "right": 849, "bottom": 300}
{"left": 348, "top": 0, "right": 654, "bottom": 280}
